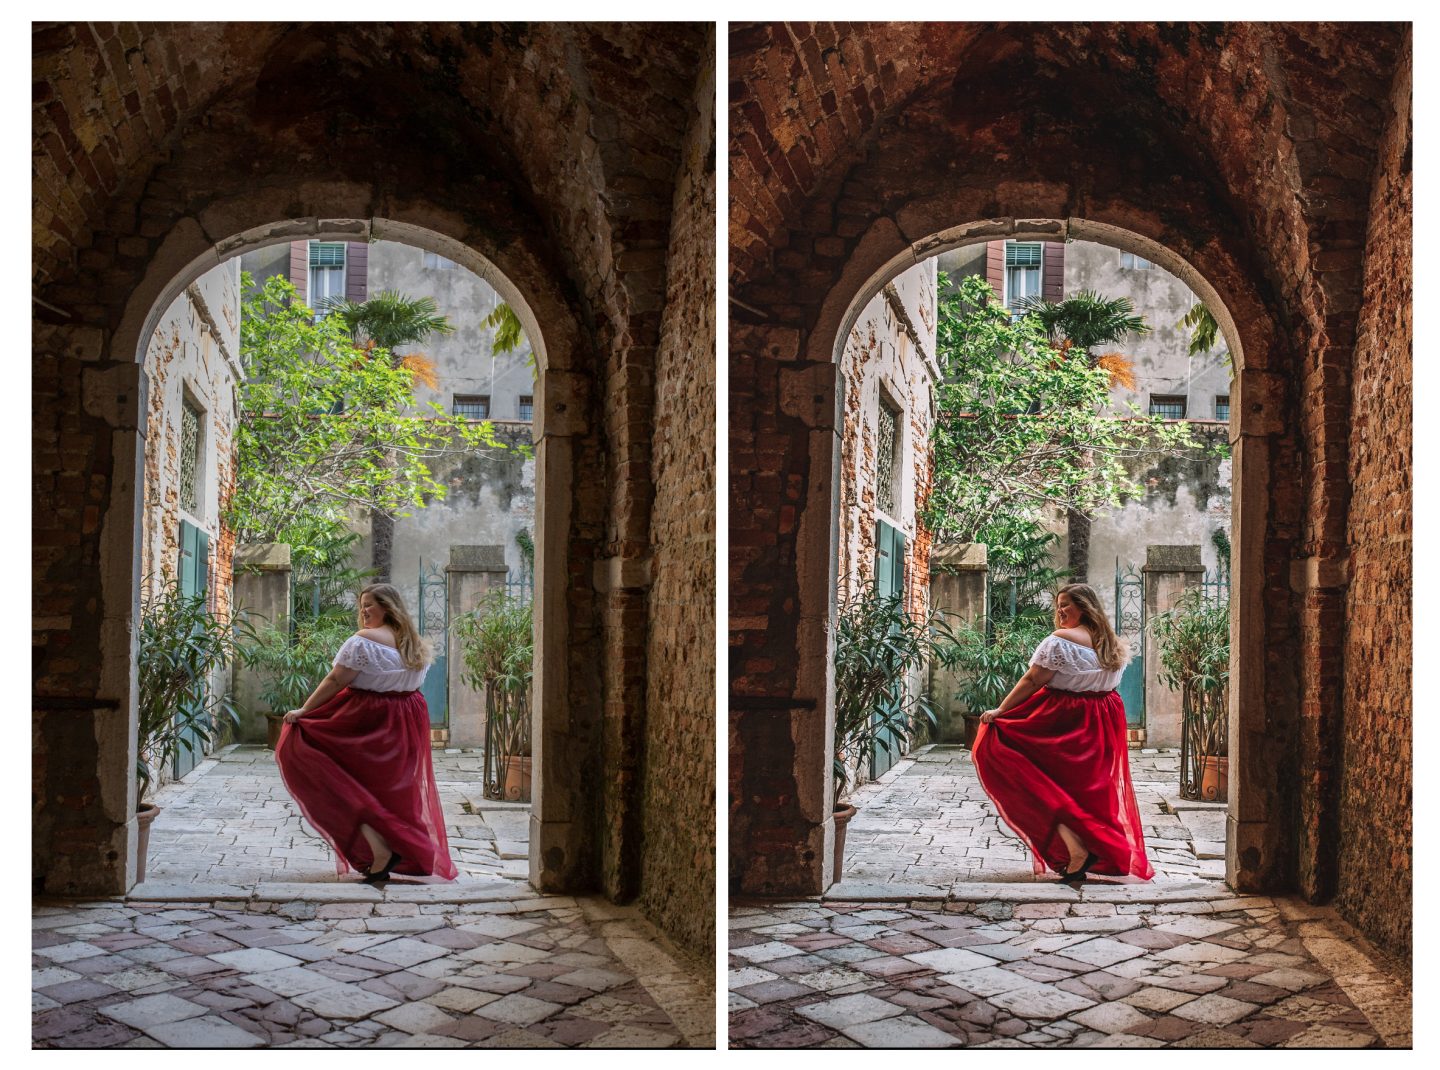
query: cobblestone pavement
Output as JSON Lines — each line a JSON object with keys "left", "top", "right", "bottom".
{"left": 144, "top": 745, "right": 529, "bottom": 891}
{"left": 729, "top": 894, "right": 1410, "bottom": 1049}
{"left": 838, "top": 745, "right": 1226, "bottom": 895}
{"left": 34, "top": 891, "right": 713, "bottom": 1049}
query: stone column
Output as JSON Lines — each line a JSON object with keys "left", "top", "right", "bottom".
{"left": 1142, "top": 544, "right": 1205, "bottom": 749}
{"left": 446, "top": 545, "right": 509, "bottom": 749}
{"left": 231, "top": 543, "right": 291, "bottom": 743}
{"left": 927, "top": 543, "right": 988, "bottom": 741}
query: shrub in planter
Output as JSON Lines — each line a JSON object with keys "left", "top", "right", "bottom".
{"left": 136, "top": 581, "right": 242, "bottom": 879}
{"left": 453, "top": 591, "right": 533, "bottom": 800}
{"left": 1151, "top": 587, "right": 1229, "bottom": 800}
{"left": 832, "top": 589, "right": 959, "bottom": 882}
{"left": 240, "top": 614, "right": 356, "bottom": 744}
{"left": 942, "top": 615, "right": 1055, "bottom": 746}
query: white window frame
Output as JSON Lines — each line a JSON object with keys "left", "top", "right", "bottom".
{"left": 308, "top": 241, "right": 347, "bottom": 318}
{"left": 1120, "top": 251, "right": 1154, "bottom": 270}
{"left": 1003, "top": 241, "right": 1044, "bottom": 316}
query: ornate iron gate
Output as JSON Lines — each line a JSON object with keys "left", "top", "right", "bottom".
{"left": 416, "top": 560, "right": 448, "bottom": 729}
{"left": 871, "top": 519, "right": 906, "bottom": 780}
{"left": 1114, "top": 559, "right": 1145, "bottom": 729}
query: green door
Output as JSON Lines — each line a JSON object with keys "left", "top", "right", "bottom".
{"left": 176, "top": 520, "right": 210, "bottom": 779}
{"left": 871, "top": 520, "right": 906, "bottom": 780}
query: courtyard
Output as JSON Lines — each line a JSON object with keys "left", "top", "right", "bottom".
{"left": 836, "top": 744, "right": 1225, "bottom": 896}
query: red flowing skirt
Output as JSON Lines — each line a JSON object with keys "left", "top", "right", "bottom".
{"left": 274, "top": 687, "right": 457, "bottom": 881}
{"left": 972, "top": 687, "right": 1153, "bottom": 881}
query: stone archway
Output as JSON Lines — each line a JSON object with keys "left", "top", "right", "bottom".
{"left": 729, "top": 23, "right": 1410, "bottom": 958}
{"left": 34, "top": 22, "right": 716, "bottom": 959}
{"left": 114, "top": 214, "right": 585, "bottom": 900}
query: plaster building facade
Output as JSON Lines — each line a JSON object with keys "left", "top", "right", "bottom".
{"left": 729, "top": 22, "right": 1411, "bottom": 963}
{"left": 34, "top": 22, "right": 716, "bottom": 964}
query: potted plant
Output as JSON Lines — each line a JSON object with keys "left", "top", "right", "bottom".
{"left": 453, "top": 591, "right": 533, "bottom": 801}
{"left": 832, "top": 588, "right": 953, "bottom": 885}
{"left": 136, "top": 581, "right": 241, "bottom": 881}
{"left": 240, "top": 615, "right": 356, "bottom": 747}
{"left": 947, "top": 616, "right": 1055, "bottom": 747}
{"left": 1151, "top": 587, "right": 1230, "bottom": 801}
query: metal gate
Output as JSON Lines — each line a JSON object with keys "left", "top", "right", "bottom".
{"left": 416, "top": 560, "right": 448, "bottom": 728}
{"left": 1114, "top": 559, "right": 1145, "bottom": 729}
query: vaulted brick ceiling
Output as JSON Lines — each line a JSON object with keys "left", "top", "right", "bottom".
{"left": 33, "top": 22, "right": 704, "bottom": 346}
{"left": 729, "top": 21, "right": 1404, "bottom": 337}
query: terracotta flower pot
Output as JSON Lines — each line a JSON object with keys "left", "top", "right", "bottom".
{"left": 503, "top": 756, "right": 532, "bottom": 802}
{"left": 266, "top": 713, "right": 286, "bottom": 751}
{"left": 832, "top": 802, "right": 858, "bottom": 886}
{"left": 135, "top": 802, "right": 162, "bottom": 884}
{"left": 1200, "top": 755, "right": 1229, "bottom": 802}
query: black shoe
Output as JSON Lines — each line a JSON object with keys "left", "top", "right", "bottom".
{"left": 1059, "top": 851, "right": 1099, "bottom": 885}
{"left": 363, "top": 850, "right": 402, "bottom": 883}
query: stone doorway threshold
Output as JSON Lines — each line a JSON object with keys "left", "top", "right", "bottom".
{"left": 830, "top": 745, "right": 1230, "bottom": 904}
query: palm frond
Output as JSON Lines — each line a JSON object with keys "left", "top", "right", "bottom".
{"left": 329, "top": 290, "right": 455, "bottom": 355}
{"left": 1022, "top": 290, "right": 1150, "bottom": 354}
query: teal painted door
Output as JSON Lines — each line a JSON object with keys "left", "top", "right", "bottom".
{"left": 1115, "top": 561, "right": 1146, "bottom": 729}
{"left": 175, "top": 521, "right": 210, "bottom": 779}
{"left": 871, "top": 520, "right": 906, "bottom": 780}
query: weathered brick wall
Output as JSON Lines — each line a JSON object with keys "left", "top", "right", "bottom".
{"left": 1336, "top": 38, "right": 1411, "bottom": 958}
{"left": 640, "top": 31, "right": 716, "bottom": 960}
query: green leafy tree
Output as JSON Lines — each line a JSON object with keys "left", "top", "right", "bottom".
{"left": 228, "top": 273, "right": 505, "bottom": 549}
{"left": 1021, "top": 289, "right": 1151, "bottom": 582}
{"left": 324, "top": 289, "right": 457, "bottom": 582}
{"left": 927, "top": 274, "right": 1198, "bottom": 547}
{"left": 1178, "top": 301, "right": 1220, "bottom": 358}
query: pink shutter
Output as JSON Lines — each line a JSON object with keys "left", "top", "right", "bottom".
{"left": 985, "top": 240, "right": 1005, "bottom": 302}
{"left": 345, "top": 242, "right": 368, "bottom": 303}
{"left": 288, "top": 240, "right": 308, "bottom": 304}
{"left": 1042, "top": 241, "right": 1065, "bottom": 303}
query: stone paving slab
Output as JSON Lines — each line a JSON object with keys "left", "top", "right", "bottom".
{"left": 34, "top": 896, "right": 713, "bottom": 1049}
{"left": 839, "top": 745, "right": 1221, "bottom": 891}
{"left": 730, "top": 896, "right": 1409, "bottom": 1049}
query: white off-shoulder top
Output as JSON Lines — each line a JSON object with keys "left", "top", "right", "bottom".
{"left": 1029, "top": 634, "right": 1128, "bottom": 693}
{"left": 333, "top": 634, "right": 430, "bottom": 692}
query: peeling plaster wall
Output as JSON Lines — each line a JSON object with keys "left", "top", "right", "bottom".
{"left": 140, "top": 259, "right": 242, "bottom": 618}
{"left": 836, "top": 259, "right": 938, "bottom": 784}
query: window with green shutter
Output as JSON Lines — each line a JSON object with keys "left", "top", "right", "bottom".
{"left": 1005, "top": 242, "right": 1043, "bottom": 315}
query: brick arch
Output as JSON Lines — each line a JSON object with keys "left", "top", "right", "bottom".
{"left": 35, "top": 22, "right": 715, "bottom": 956}
{"left": 730, "top": 23, "right": 1410, "bottom": 953}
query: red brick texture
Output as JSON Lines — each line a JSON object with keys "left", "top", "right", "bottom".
{"left": 33, "top": 23, "right": 714, "bottom": 961}
{"left": 1335, "top": 37, "right": 1411, "bottom": 959}
{"left": 728, "top": 23, "right": 1410, "bottom": 956}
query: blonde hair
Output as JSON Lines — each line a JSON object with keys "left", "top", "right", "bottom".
{"left": 1055, "top": 583, "right": 1125, "bottom": 672}
{"left": 357, "top": 583, "right": 430, "bottom": 671}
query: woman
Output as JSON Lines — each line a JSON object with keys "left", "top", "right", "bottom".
{"left": 971, "top": 583, "right": 1153, "bottom": 884}
{"left": 274, "top": 583, "right": 457, "bottom": 883}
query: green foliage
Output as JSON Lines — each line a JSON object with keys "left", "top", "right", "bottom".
{"left": 1178, "top": 301, "right": 1221, "bottom": 358}
{"left": 927, "top": 273, "right": 1201, "bottom": 540}
{"left": 1210, "top": 527, "right": 1232, "bottom": 570}
{"left": 137, "top": 582, "right": 242, "bottom": 800}
{"left": 833, "top": 589, "right": 960, "bottom": 799}
{"left": 971, "top": 516, "right": 1070, "bottom": 624}
{"left": 1150, "top": 588, "right": 1229, "bottom": 757}
{"left": 229, "top": 273, "right": 507, "bottom": 544}
{"left": 945, "top": 615, "right": 1055, "bottom": 715}
{"left": 514, "top": 528, "right": 535, "bottom": 570}
{"left": 483, "top": 303, "right": 526, "bottom": 357}
{"left": 240, "top": 616, "right": 356, "bottom": 715}
{"left": 325, "top": 290, "right": 454, "bottom": 353}
{"left": 288, "top": 527, "right": 377, "bottom": 618}
{"left": 454, "top": 591, "right": 533, "bottom": 759}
